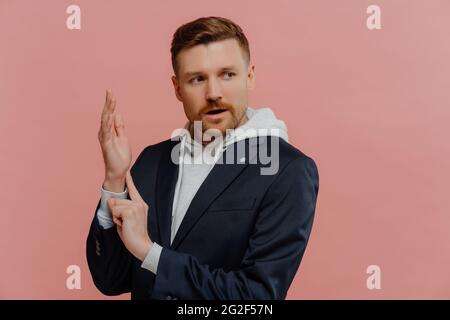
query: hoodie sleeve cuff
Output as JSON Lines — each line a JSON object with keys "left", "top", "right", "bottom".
{"left": 141, "top": 242, "right": 163, "bottom": 274}
{"left": 96, "top": 186, "right": 129, "bottom": 229}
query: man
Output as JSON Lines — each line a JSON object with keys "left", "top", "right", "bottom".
{"left": 87, "top": 16, "right": 319, "bottom": 300}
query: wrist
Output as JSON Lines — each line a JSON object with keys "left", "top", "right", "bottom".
{"left": 138, "top": 237, "right": 153, "bottom": 262}
{"left": 103, "top": 177, "right": 126, "bottom": 193}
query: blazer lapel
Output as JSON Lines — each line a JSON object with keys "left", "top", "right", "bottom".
{"left": 155, "top": 140, "right": 179, "bottom": 248}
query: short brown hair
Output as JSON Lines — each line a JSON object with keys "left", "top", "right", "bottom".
{"left": 170, "top": 16, "right": 250, "bottom": 76}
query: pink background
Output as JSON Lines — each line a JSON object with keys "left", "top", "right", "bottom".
{"left": 1, "top": 0, "right": 449, "bottom": 299}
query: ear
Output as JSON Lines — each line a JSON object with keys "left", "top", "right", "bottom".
{"left": 171, "top": 75, "right": 183, "bottom": 102}
{"left": 247, "top": 64, "right": 255, "bottom": 90}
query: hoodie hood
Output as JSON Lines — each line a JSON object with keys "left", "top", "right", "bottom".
{"left": 226, "top": 107, "right": 289, "bottom": 144}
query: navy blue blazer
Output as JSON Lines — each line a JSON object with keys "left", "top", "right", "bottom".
{"left": 86, "top": 136, "right": 319, "bottom": 300}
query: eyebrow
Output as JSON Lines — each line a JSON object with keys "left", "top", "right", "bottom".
{"left": 183, "top": 66, "right": 237, "bottom": 78}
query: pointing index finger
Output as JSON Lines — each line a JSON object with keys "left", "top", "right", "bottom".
{"left": 126, "top": 171, "right": 147, "bottom": 205}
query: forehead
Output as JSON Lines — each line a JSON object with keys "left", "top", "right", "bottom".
{"left": 177, "top": 38, "right": 247, "bottom": 77}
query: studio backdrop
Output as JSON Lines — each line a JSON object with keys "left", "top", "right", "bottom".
{"left": 1, "top": 0, "right": 449, "bottom": 299}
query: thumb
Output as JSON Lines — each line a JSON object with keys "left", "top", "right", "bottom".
{"left": 126, "top": 170, "right": 146, "bottom": 205}
{"left": 107, "top": 198, "right": 115, "bottom": 210}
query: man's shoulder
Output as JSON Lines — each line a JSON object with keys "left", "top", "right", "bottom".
{"left": 272, "top": 138, "right": 319, "bottom": 190}
{"left": 278, "top": 138, "right": 313, "bottom": 160}
{"left": 266, "top": 137, "right": 317, "bottom": 172}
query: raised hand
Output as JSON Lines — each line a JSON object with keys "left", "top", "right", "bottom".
{"left": 98, "top": 90, "right": 132, "bottom": 192}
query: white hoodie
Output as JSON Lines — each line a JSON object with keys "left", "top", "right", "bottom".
{"left": 96, "top": 107, "right": 289, "bottom": 274}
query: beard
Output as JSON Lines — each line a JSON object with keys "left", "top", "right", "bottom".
{"left": 189, "top": 101, "right": 247, "bottom": 144}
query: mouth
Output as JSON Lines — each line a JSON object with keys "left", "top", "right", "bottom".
{"left": 205, "top": 108, "right": 227, "bottom": 115}
{"left": 203, "top": 108, "right": 229, "bottom": 120}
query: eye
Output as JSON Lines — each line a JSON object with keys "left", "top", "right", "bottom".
{"left": 189, "top": 76, "right": 204, "bottom": 84}
{"left": 223, "top": 71, "right": 236, "bottom": 79}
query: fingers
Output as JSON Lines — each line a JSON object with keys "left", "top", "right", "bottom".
{"left": 108, "top": 198, "right": 132, "bottom": 206}
{"left": 102, "top": 89, "right": 116, "bottom": 117}
{"left": 110, "top": 204, "right": 131, "bottom": 224}
{"left": 108, "top": 198, "right": 139, "bottom": 227}
{"left": 114, "top": 113, "right": 125, "bottom": 137}
{"left": 101, "top": 89, "right": 110, "bottom": 118}
{"left": 107, "top": 99, "right": 116, "bottom": 132}
{"left": 126, "top": 171, "right": 146, "bottom": 204}
{"left": 107, "top": 198, "right": 132, "bottom": 212}
{"left": 99, "top": 90, "right": 120, "bottom": 143}
{"left": 113, "top": 216, "right": 122, "bottom": 227}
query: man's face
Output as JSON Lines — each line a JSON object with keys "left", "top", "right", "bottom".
{"left": 171, "top": 38, "right": 255, "bottom": 141}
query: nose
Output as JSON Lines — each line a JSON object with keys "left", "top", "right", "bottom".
{"left": 205, "top": 77, "right": 222, "bottom": 102}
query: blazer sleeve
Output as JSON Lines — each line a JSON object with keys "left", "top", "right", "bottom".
{"left": 86, "top": 147, "right": 148, "bottom": 296}
{"left": 151, "top": 156, "right": 319, "bottom": 300}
